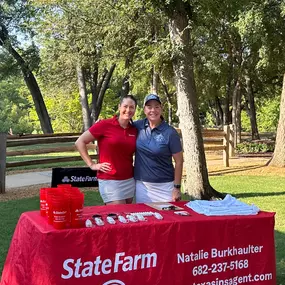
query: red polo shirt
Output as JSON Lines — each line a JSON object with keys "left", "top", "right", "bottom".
{"left": 88, "top": 116, "right": 137, "bottom": 180}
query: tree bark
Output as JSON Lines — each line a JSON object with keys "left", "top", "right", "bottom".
{"left": 223, "top": 49, "right": 233, "bottom": 125}
{"left": 216, "top": 96, "right": 224, "bottom": 127}
{"left": 94, "top": 64, "right": 116, "bottom": 121}
{"left": 121, "top": 75, "right": 130, "bottom": 97}
{"left": 88, "top": 63, "right": 99, "bottom": 123}
{"left": 91, "top": 67, "right": 108, "bottom": 123}
{"left": 232, "top": 80, "right": 238, "bottom": 147}
{"left": 209, "top": 96, "right": 223, "bottom": 127}
{"left": 86, "top": 64, "right": 116, "bottom": 124}
{"left": 76, "top": 64, "right": 92, "bottom": 131}
{"left": 208, "top": 101, "right": 218, "bottom": 126}
{"left": 236, "top": 80, "right": 242, "bottom": 144}
{"left": 160, "top": 76, "right": 173, "bottom": 125}
{"left": 119, "top": 40, "right": 135, "bottom": 98}
{"left": 245, "top": 73, "right": 260, "bottom": 140}
{"left": 151, "top": 65, "right": 159, "bottom": 94}
{"left": 0, "top": 24, "right": 53, "bottom": 134}
{"left": 269, "top": 73, "right": 285, "bottom": 167}
{"left": 232, "top": 79, "right": 242, "bottom": 146}
{"left": 168, "top": 1, "right": 223, "bottom": 200}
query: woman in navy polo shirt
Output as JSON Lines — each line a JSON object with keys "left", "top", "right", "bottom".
{"left": 133, "top": 94, "right": 183, "bottom": 203}
{"left": 75, "top": 95, "right": 138, "bottom": 205}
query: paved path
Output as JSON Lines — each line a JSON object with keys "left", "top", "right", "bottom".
{"left": 6, "top": 171, "right": 52, "bottom": 189}
{"left": 5, "top": 155, "right": 270, "bottom": 189}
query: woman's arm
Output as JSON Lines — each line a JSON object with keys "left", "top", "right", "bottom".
{"left": 172, "top": 151, "right": 184, "bottom": 201}
{"left": 75, "top": 131, "right": 111, "bottom": 172}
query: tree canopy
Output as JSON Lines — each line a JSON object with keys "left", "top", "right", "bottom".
{"left": 1, "top": 0, "right": 285, "bottom": 196}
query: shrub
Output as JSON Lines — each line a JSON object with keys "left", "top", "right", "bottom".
{"left": 236, "top": 141, "right": 275, "bottom": 153}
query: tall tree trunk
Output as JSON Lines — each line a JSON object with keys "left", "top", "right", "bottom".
{"left": 224, "top": 49, "right": 233, "bottom": 125}
{"left": 209, "top": 96, "right": 223, "bottom": 128}
{"left": 232, "top": 79, "right": 242, "bottom": 146}
{"left": 94, "top": 64, "right": 116, "bottom": 121}
{"left": 160, "top": 76, "right": 173, "bottom": 124}
{"left": 232, "top": 80, "right": 238, "bottom": 147}
{"left": 151, "top": 65, "right": 159, "bottom": 94}
{"left": 168, "top": 1, "right": 223, "bottom": 200}
{"left": 245, "top": 73, "right": 260, "bottom": 140}
{"left": 215, "top": 96, "right": 224, "bottom": 127}
{"left": 120, "top": 39, "right": 135, "bottom": 98}
{"left": 89, "top": 63, "right": 98, "bottom": 124}
{"left": 269, "top": 73, "right": 285, "bottom": 167}
{"left": 121, "top": 75, "right": 130, "bottom": 97}
{"left": 91, "top": 68, "right": 108, "bottom": 123}
{"left": 208, "top": 101, "right": 219, "bottom": 126}
{"left": 87, "top": 64, "right": 116, "bottom": 123}
{"left": 120, "top": 58, "right": 131, "bottom": 98}
{"left": 76, "top": 64, "right": 91, "bottom": 131}
{"left": 236, "top": 80, "right": 242, "bottom": 144}
{"left": 0, "top": 24, "right": 53, "bottom": 133}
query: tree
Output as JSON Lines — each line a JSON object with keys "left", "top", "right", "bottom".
{"left": 0, "top": 51, "right": 34, "bottom": 133}
{"left": 0, "top": 1, "right": 53, "bottom": 133}
{"left": 155, "top": 0, "right": 224, "bottom": 199}
{"left": 33, "top": 0, "right": 117, "bottom": 129}
{"left": 269, "top": 73, "right": 285, "bottom": 167}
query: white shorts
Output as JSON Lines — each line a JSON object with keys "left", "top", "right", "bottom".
{"left": 98, "top": 178, "right": 135, "bottom": 203}
{"left": 135, "top": 180, "right": 174, "bottom": 203}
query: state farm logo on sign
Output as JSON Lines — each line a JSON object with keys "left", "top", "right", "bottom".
{"left": 62, "top": 176, "right": 70, "bottom": 183}
{"left": 102, "top": 280, "right": 125, "bottom": 285}
{"left": 61, "top": 252, "right": 157, "bottom": 280}
{"left": 61, "top": 175, "right": 98, "bottom": 183}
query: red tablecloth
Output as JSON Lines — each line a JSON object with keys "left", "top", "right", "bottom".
{"left": 1, "top": 202, "right": 276, "bottom": 285}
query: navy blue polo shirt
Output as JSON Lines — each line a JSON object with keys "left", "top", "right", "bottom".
{"left": 133, "top": 119, "right": 182, "bottom": 183}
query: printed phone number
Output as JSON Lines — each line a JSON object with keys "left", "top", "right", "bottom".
{"left": 193, "top": 259, "right": 248, "bottom": 276}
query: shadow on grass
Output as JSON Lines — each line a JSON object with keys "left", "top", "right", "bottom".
{"left": 233, "top": 192, "right": 285, "bottom": 198}
{"left": 209, "top": 165, "right": 265, "bottom": 176}
{"left": 238, "top": 153, "right": 273, "bottom": 158}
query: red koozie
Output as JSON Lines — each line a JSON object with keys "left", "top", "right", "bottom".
{"left": 46, "top": 188, "right": 60, "bottom": 225}
{"left": 61, "top": 187, "right": 80, "bottom": 228}
{"left": 70, "top": 192, "right": 84, "bottom": 228}
{"left": 52, "top": 197, "right": 68, "bottom": 230}
{"left": 40, "top": 188, "right": 47, "bottom": 217}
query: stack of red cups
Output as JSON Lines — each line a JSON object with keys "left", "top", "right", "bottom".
{"left": 40, "top": 188, "right": 47, "bottom": 217}
{"left": 40, "top": 185, "right": 84, "bottom": 229}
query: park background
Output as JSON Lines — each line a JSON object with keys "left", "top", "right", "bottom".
{"left": 1, "top": 0, "right": 285, "bottom": 283}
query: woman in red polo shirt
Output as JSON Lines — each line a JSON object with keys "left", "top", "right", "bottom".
{"left": 75, "top": 95, "right": 137, "bottom": 205}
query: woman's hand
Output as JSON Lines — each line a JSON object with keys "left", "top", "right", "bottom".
{"left": 172, "top": 188, "right": 182, "bottom": 202}
{"left": 90, "top": 162, "right": 112, "bottom": 172}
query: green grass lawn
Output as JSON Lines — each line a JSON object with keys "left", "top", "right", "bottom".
{"left": 6, "top": 142, "right": 94, "bottom": 171}
{"left": 0, "top": 176, "right": 284, "bottom": 283}
{"left": 210, "top": 176, "right": 285, "bottom": 283}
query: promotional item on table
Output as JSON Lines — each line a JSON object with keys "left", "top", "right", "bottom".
{"left": 1, "top": 186, "right": 276, "bottom": 285}
{"left": 39, "top": 190, "right": 262, "bottom": 230}
{"left": 40, "top": 184, "right": 84, "bottom": 229}
{"left": 186, "top": 194, "right": 260, "bottom": 216}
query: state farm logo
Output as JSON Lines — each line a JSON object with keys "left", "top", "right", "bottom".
{"left": 61, "top": 175, "right": 97, "bottom": 183}
{"left": 61, "top": 252, "right": 157, "bottom": 280}
{"left": 102, "top": 280, "right": 125, "bottom": 285}
{"left": 62, "top": 176, "right": 70, "bottom": 183}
